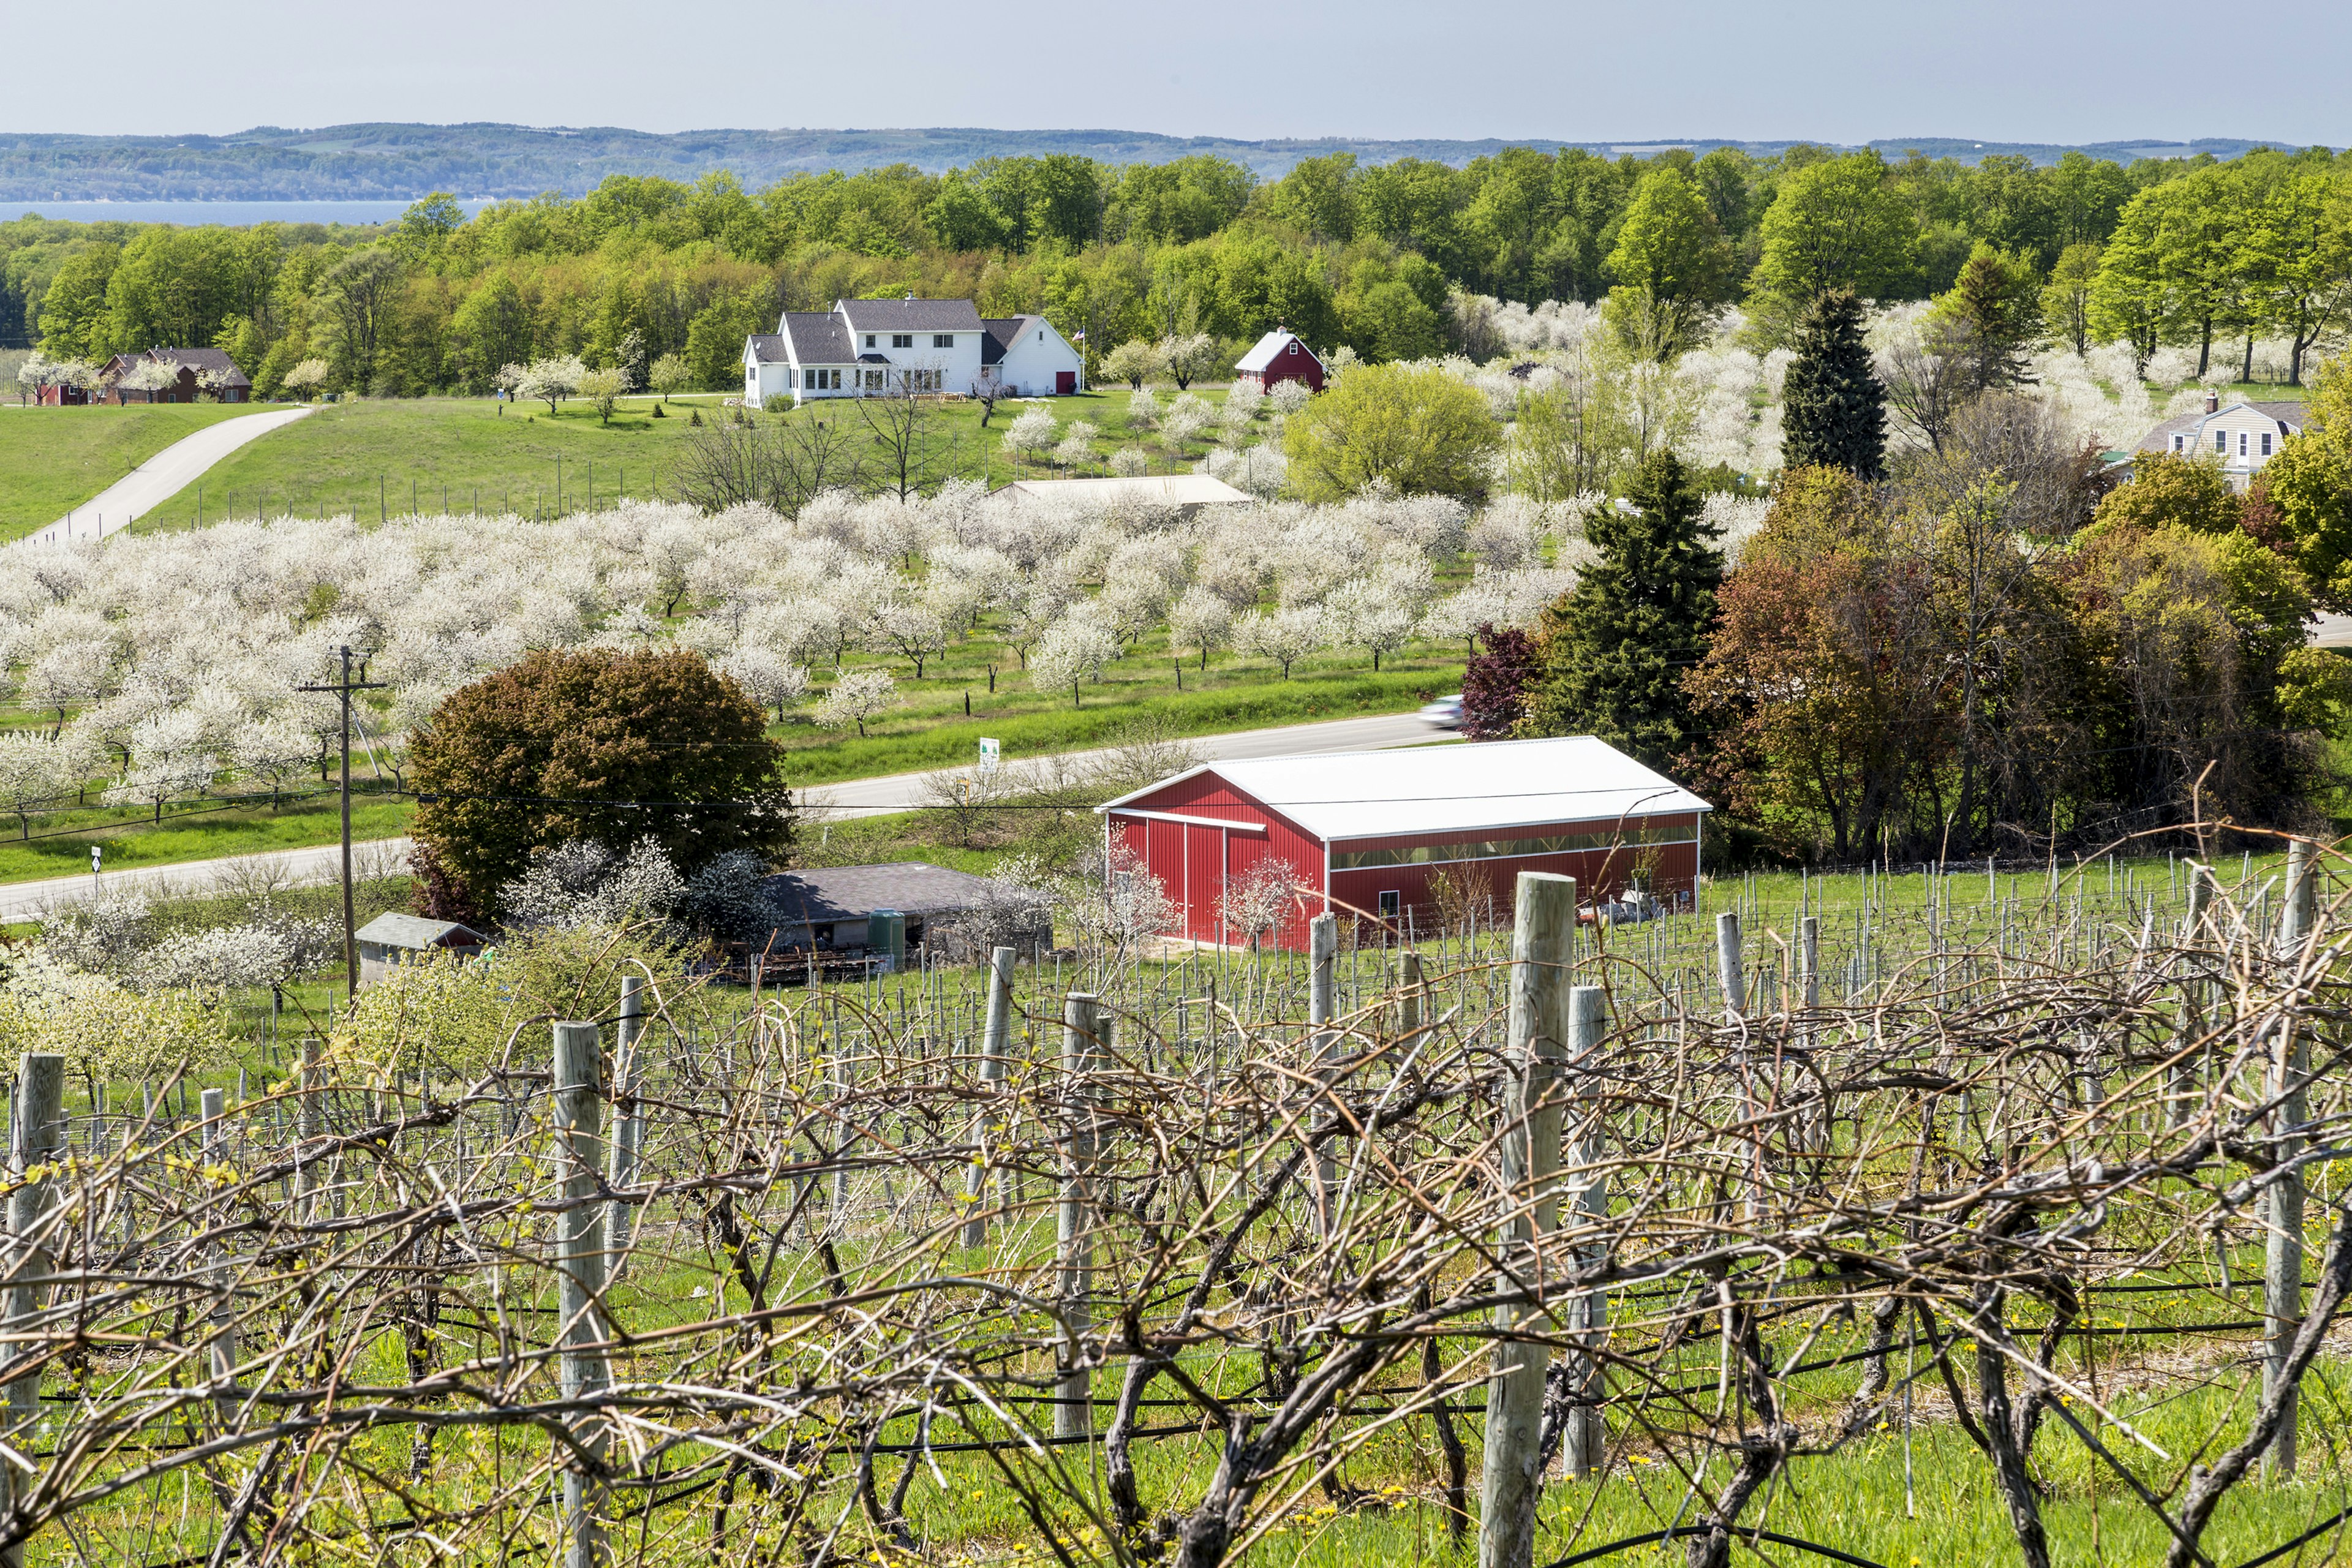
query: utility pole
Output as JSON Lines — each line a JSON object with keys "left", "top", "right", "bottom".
{"left": 300, "top": 646, "right": 386, "bottom": 1005}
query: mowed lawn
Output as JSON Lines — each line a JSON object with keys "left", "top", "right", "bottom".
{"left": 0, "top": 403, "right": 263, "bottom": 541}
{"left": 124, "top": 385, "right": 1243, "bottom": 529}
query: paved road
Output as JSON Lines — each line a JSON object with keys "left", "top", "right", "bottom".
{"left": 801, "top": 710, "right": 1458, "bottom": 818}
{"left": 0, "top": 712, "right": 1456, "bottom": 920}
{"left": 0, "top": 836, "right": 413, "bottom": 923}
{"left": 18, "top": 405, "right": 314, "bottom": 549}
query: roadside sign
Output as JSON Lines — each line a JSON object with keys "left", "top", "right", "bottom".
{"left": 978, "top": 737, "right": 1000, "bottom": 774}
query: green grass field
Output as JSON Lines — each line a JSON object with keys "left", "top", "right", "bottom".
{"left": 117, "top": 385, "right": 1246, "bottom": 530}
{"left": 0, "top": 402, "right": 262, "bottom": 540}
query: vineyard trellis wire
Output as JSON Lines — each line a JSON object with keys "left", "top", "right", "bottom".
{"left": 0, "top": 840, "right": 2349, "bottom": 1568}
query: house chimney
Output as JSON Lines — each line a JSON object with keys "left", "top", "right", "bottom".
{"left": 2205, "top": 389, "right": 2219, "bottom": 415}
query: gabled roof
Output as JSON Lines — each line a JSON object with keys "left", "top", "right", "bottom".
{"left": 760, "top": 862, "right": 1003, "bottom": 924}
{"left": 150, "top": 345, "right": 251, "bottom": 385}
{"left": 835, "top": 296, "right": 984, "bottom": 333}
{"left": 1237, "top": 328, "right": 1320, "bottom": 374}
{"left": 747, "top": 333, "right": 788, "bottom": 364}
{"left": 1099, "top": 735, "right": 1711, "bottom": 842}
{"left": 780, "top": 312, "right": 854, "bottom": 364}
{"left": 2136, "top": 399, "right": 2305, "bottom": 454}
{"left": 981, "top": 315, "right": 1042, "bottom": 366}
{"left": 355, "top": 913, "right": 486, "bottom": 949}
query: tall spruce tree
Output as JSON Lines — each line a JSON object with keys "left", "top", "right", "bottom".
{"left": 1518, "top": 449, "right": 1723, "bottom": 771}
{"left": 1781, "top": 288, "right": 1888, "bottom": 480}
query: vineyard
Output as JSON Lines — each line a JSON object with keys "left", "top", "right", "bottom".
{"left": 0, "top": 842, "right": 2345, "bottom": 1568}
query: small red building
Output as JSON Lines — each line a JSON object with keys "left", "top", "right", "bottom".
{"left": 1098, "top": 736, "right": 1710, "bottom": 949}
{"left": 1234, "top": 327, "right": 1324, "bottom": 396}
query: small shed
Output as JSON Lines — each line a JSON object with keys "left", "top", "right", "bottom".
{"left": 1097, "top": 736, "right": 1711, "bottom": 949}
{"left": 1234, "top": 328, "right": 1325, "bottom": 396}
{"left": 355, "top": 913, "right": 487, "bottom": 987}
{"left": 757, "top": 862, "right": 1045, "bottom": 959}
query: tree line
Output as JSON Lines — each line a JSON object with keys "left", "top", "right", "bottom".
{"left": 7, "top": 140, "right": 2346, "bottom": 402}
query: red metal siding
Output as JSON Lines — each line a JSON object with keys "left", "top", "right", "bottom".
{"left": 1332, "top": 842, "right": 1699, "bottom": 933}
{"left": 1106, "top": 770, "right": 1327, "bottom": 950}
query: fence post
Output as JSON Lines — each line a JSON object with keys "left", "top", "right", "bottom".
{"left": 200, "top": 1087, "right": 237, "bottom": 1425}
{"left": 298, "top": 1035, "right": 323, "bottom": 1217}
{"left": 2264, "top": 841, "right": 2315, "bottom": 1479}
{"left": 551, "top": 1022, "right": 609, "bottom": 1568}
{"left": 1798, "top": 915, "right": 1819, "bottom": 1012}
{"left": 1057, "top": 992, "right": 1102, "bottom": 1442}
{"left": 1480, "top": 872, "right": 1575, "bottom": 1568}
{"left": 1, "top": 1054, "right": 64, "bottom": 1568}
{"left": 2171, "top": 867, "right": 2214, "bottom": 1127}
{"left": 1562, "top": 982, "right": 1610, "bottom": 1482}
{"left": 1309, "top": 913, "right": 1339, "bottom": 1235}
{"left": 607, "top": 976, "right": 644, "bottom": 1260}
{"left": 1716, "top": 912, "right": 1746, "bottom": 1016}
{"left": 964, "top": 946, "right": 1016, "bottom": 1251}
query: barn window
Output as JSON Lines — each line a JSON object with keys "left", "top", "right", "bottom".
{"left": 1287, "top": 343, "right": 1298, "bottom": 355}
{"left": 1378, "top": 891, "right": 1400, "bottom": 918}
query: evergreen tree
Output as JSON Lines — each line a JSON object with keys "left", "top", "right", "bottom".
{"left": 1780, "top": 289, "right": 1887, "bottom": 481}
{"left": 1518, "top": 450, "right": 1723, "bottom": 771}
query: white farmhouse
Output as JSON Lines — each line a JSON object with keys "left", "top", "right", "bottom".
{"left": 744, "top": 296, "right": 1084, "bottom": 408}
{"left": 2133, "top": 390, "right": 2306, "bottom": 491}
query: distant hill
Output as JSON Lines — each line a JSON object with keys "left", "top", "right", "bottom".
{"left": 0, "top": 124, "right": 2316, "bottom": 202}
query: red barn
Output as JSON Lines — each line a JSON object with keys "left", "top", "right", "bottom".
{"left": 1234, "top": 328, "right": 1325, "bottom": 396}
{"left": 1098, "top": 736, "right": 1710, "bottom": 949}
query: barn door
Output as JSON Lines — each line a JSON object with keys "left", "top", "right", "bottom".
{"left": 1186, "top": 824, "right": 1225, "bottom": 943}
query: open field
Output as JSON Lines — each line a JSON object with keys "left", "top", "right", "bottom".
{"left": 110, "top": 386, "right": 1244, "bottom": 531}
{"left": 0, "top": 402, "right": 259, "bottom": 540}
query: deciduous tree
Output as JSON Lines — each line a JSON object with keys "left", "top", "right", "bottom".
{"left": 1283, "top": 362, "right": 1496, "bottom": 502}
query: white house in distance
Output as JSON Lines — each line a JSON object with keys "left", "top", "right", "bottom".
{"left": 2133, "top": 389, "right": 2306, "bottom": 490}
{"left": 744, "top": 296, "right": 1084, "bottom": 408}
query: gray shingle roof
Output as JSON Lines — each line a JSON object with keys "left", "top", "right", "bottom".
{"left": 747, "top": 333, "right": 788, "bottom": 364}
{"left": 355, "top": 913, "right": 485, "bottom": 949}
{"left": 759, "top": 863, "right": 1001, "bottom": 925}
{"left": 835, "top": 297, "right": 984, "bottom": 333}
{"left": 151, "top": 346, "right": 251, "bottom": 385}
{"left": 780, "top": 312, "right": 854, "bottom": 364}
{"left": 981, "top": 316, "right": 1036, "bottom": 366}
{"left": 2136, "top": 399, "right": 2306, "bottom": 453}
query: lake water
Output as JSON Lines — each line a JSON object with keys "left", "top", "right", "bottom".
{"left": 4, "top": 198, "right": 497, "bottom": 227}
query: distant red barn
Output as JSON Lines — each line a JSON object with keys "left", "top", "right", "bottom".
{"left": 1233, "top": 327, "right": 1324, "bottom": 396}
{"left": 1098, "top": 736, "right": 1711, "bottom": 949}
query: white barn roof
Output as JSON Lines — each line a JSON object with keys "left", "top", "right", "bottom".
{"left": 1101, "top": 735, "right": 1711, "bottom": 842}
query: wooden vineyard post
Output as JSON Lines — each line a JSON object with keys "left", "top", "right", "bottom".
{"left": 1718, "top": 913, "right": 1763, "bottom": 1219}
{"left": 1562, "top": 982, "right": 1610, "bottom": 1482}
{"left": 1480, "top": 873, "right": 1575, "bottom": 1568}
{"left": 1309, "top": 912, "right": 1338, "bottom": 1235}
{"left": 2265, "top": 841, "right": 2314, "bottom": 1479}
{"left": 1, "top": 1053, "right": 64, "bottom": 1568}
{"left": 1799, "top": 915, "right": 1819, "bottom": 1012}
{"left": 201, "top": 1087, "right": 237, "bottom": 1424}
{"left": 965, "top": 946, "right": 1016, "bottom": 1251}
{"left": 1057, "top": 993, "right": 1103, "bottom": 1442}
{"left": 2172, "top": 866, "right": 2214, "bottom": 1126}
{"left": 607, "top": 976, "right": 645, "bottom": 1259}
{"left": 298, "top": 1035, "right": 323, "bottom": 1217}
{"left": 551, "top": 1022, "right": 610, "bottom": 1568}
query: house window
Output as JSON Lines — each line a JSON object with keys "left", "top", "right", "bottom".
{"left": 864, "top": 334, "right": 875, "bottom": 348}
{"left": 2173, "top": 434, "right": 2184, "bottom": 452}
{"left": 2239, "top": 431, "right": 2249, "bottom": 458}
{"left": 933, "top": 334, "right": 954, "bottom": 349}
{"left": 1036, "top": 330, "right": 1043, "bottom": 341}
{"left": 2263, "top": 432, "right": 2274, "bottom": 456}
{"left": 1378, "top": 891, "right": 1400, "bottom": 919}
{"left": 2216, "top": 431, "right": 2227, "bottom": 452}
{"left": 892, "top": 333, "right": 913, "bottom": 349}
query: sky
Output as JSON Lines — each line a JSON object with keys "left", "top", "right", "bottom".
{"left": 11, "top": 0, "right": 2350, "bottom": 148}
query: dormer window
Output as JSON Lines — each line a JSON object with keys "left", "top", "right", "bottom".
{"left": 2173, "top": 434, "right": 2184, "bottom": 453}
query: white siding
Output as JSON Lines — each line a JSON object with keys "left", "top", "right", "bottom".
{"left": 995, "top": 320, "right": 1084, "bottom": 396}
